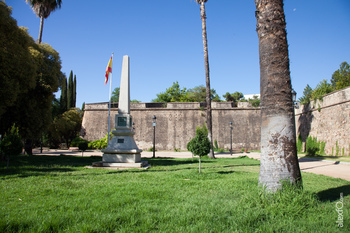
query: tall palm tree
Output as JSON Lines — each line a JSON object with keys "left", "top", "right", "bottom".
{"left": 26, "top": 0, "right": 62, "bottom": 44}
{"left": 255, "top": 0, "right": 302, "bottom": 192}
{"left": 196, "top": 0, "right": 215, "bottom": 159}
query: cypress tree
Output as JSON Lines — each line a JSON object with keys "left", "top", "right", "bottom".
{"left": 73, "top": 74, "right": 77, "bottom": 108}
{"left": 67, "top": 70, "right": 73, "bottom": 109}
{"left": 60, "top": 76, "right": 67, "bottom": 112}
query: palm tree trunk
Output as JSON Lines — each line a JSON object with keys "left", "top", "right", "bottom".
{"left": 38, "top": 15, "right": 44, "bottom": 44}
{"left": 255, "top": 0, "right": 302, "bottom": 192}
{"left": 200, "top": 2, "right": 215, "bottom": 159}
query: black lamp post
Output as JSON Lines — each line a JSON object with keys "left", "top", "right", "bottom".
{"left": 230, "top": 122, "right": 233, "bottom": 155}
{"left": 291, "top": 89, "right": 299, "bottom": 109}
{"left": 152, "top": 115, "right": 156, "bottom": 158}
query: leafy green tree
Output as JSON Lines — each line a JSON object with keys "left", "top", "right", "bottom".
{"left": 73, "top": 74, "right": 77, "bottom": 108}
{"left": 49, "top": 108, "right": 82, "bottom": 148}
{"left": 187, "top": 124, "right": 211, "bottom": 173}
{"left": 0, "top": 124, "right": 23, "bottom": 168}
{"left": 298, "top": 84, "right": 313, "bottom": 105}
{"left": 111, "top": 87, "right": 120, "bottom": 103}
{"left": 25, "top": 0, "right": 62, "bottom": 44}
{"left": 248, "top": 95, "right": 260, "bottom": 107}
{"left": 223, "top": 92, "right": 244, "bottom": 102}
{"left": 311, "top": 79, "right": 333, "bottom": 101}
{"left": 60, "top": 75, "right": 67, "bottom": 112}
{"left": 331, "top": 61, "right": 350, "bottom": 91}
{"left": 185, "top": 85, "right": 220, "bottom": 102}
{"left": 0, "top": 2, "right": 36, "bottom": 118}
{"left": 1, "top": 41, "right": 63, "bottom": 154}
{"left": 67, "top": 70, "right": 74, "bottom": 109}
{"left": 152, "top": 81, "right": 187, "bottom": 102}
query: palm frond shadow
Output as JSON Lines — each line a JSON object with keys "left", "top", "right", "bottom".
{"left": 317, "top": 184, "right": 350, "bottom": 202}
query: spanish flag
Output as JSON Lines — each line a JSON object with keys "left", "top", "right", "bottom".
{"left": 105, "top": 56, "right": 113, "bottom": 85}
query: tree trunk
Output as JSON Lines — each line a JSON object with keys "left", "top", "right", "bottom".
{"left": 38, "top": 16, "right": 44, "bottom": 44}
{"left": 200, "top": 2, "right": 215, "bottom": 159}
{"left": 255, "top": 0, "right": 302, "bottom": 192}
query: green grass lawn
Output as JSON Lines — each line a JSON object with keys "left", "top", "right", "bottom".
{"left": 1, "top": 154, "right": 349, "bottom": 232}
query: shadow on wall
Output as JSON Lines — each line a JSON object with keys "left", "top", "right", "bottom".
{"left": 298, "top": 103, "right": 314, "bottom": 144}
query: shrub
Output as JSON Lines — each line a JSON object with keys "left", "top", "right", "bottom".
{"left": 70, "top": 137, "right": 90, "bottom": 147}
{"left": 305, "top": 136, "right": 319, "bottom": 156}
{"left": 187, "top": 124, "right": 211, "bottom": 173}
{"left": 319, "top": 141, "right": 326, "bottom": 155}
{"left": 0, "top": 124, "right": 23, "bottom": 168}
{"left": 296, "top": 134, "right": 303, "bottom": 153}
{"left": 0, "top": 124, "right": 23, "bottom": 157}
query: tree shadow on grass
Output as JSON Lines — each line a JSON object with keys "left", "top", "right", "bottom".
{"left": 317, "top": 184, "right": 350, "bottom": 202}
{"left": 146, "top": 157, "right": 214, "bottom": 167}
{"left": 0, "top": 154, "right": 102, "bottom": 178}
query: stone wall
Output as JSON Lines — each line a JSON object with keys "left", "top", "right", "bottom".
{"left": 295, "top": 86, "right": 350, "bottom": 156}
{"left": 82, "top": 102, "right": 261, "bottom": 151}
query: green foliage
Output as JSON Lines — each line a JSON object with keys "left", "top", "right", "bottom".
{"left": 49, "top": 109, "right": 82, "bottom": 148}
{"left": 153, "top": 81, "right": 187, "bottom": 102}
{"left": 0, "top": 124, "right": 23, "bottom": 157}
{"left": 70, "top": 137, "right": 90, "bottom": 147}
{"left": 331, "top": 61, "right": 350, "bottom": 90}
{"left": 59, "top": 75, "right": 67, "bottom": 113}
{"left": 305, "top": 136, "right": 319, "bottom": 156}
{"left": 88, "top": 133, "right": 113, "bottom": 150}
{"left": 0, "top": 2, "right": 36, "bottom": 117}
{"left": 187, "top": 125, "right": 210, "bottom": 157}
{"left": 296, "top": 134, "right": 303, "bottom": 153}
{"left": 335, "top": 141, "right": 340, "bottom": 156}
{"left": 223, "top": 91, "right": 243, "bottom": 102}
{"left": 152, "top": 82, "right": 220, "bottom": 103}
{"left": 248, "top": 95, "right": 260, "bottom": 107}
{"left": 67, "top": 70, "right": 74, "bottom": 109}
{"left": 78, "top": 141, "right": 89, "bottom": 152}
{"left": 111, "top": 87, "right": 120, "bottom": 103}
{"left": 311, "top": 79, "right": 333, "bottom": 102}
{"left": 214, "top": 139, "right": 219, "bottom": 150}
{"left": 298, "top": 84, "right": 313, "bottom": 104}
{"left": 174, "top": 147, "right": 180, "bottom": 152}
{"left": 319, "top": 141, "right": 326, "bottom": 155}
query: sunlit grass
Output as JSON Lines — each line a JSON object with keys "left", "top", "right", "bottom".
{"left": 0, "top": 154, "right": 349, "bottom": 232}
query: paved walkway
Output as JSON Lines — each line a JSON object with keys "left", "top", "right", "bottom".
{"left": 33, "top": 149, "right": 350, "bottom": 181}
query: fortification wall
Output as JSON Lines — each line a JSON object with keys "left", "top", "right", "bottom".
{"left": 82, "top": 87, "right": 350, "bottom": 154}
{"left": 295, "top": 86, "right": 350, "bottom": 155}
{"left": 82, "top": 102, "right": 261, "bottom": 151}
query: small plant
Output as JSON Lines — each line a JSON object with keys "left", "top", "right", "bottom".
{"left": 335, "top": 141, "right": 340, "bottom": 156}
{"left": 214, "top": 139, "right": 219, "bottom": 151}
{"left": 174, "top": 147, "right": 180, "bottom": 152}
{"left": 0, "top": 124, "right": 23, "bottom": 169}
{"left": 296, "top": 134, "right": 303, "bottom": 153}
{"left": 187, "top": 124, "right": 210, "bottom": 173}
{"left": 305, "top": 136, "right": 319, "bottom": 156}
{"left": 147, "top": 147, "right": 156, "bottom": 152}
{"left": 78, "top": 142, "right": 89, "bottom": 157}
{"left": 319, "top": 141, "right": 326, "bottom": 155}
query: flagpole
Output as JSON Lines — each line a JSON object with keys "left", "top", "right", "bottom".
{"left": 107, "top": 53, "right": 113, "bottom": 146}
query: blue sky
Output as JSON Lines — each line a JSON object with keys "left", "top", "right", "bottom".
{"left": 6, "top": 0, "right": 350, "bottom": 108}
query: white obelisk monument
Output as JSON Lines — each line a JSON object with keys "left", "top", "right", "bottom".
{"left": 97, "top": 55, "right": 146, "bottom": 168}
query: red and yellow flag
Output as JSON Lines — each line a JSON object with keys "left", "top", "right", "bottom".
{"left": 105, "top": 56, "right": 113, "bottom": 85}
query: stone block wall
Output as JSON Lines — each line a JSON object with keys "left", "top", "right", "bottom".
{"left": 82, "top": 102, "right": 261, "bottom": 151}
{"left": 295, "top": 86, "right": 350, "bottom": 156}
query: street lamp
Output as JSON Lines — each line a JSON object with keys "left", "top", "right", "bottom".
{"left": 291, "top": 89, "right": 299, "bottom": 109}
{"left": 152, "top": 115, "right": 156, "bottom": 158}
{"left": 229, "top": 122, "right": 233, "bottom": 155}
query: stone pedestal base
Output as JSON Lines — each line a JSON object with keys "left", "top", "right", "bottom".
{"left": 92, "top": 160, "right": 148, "bottom": 168}
{"left": 103, "top": 153, "right": 141, "bottom": 163}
